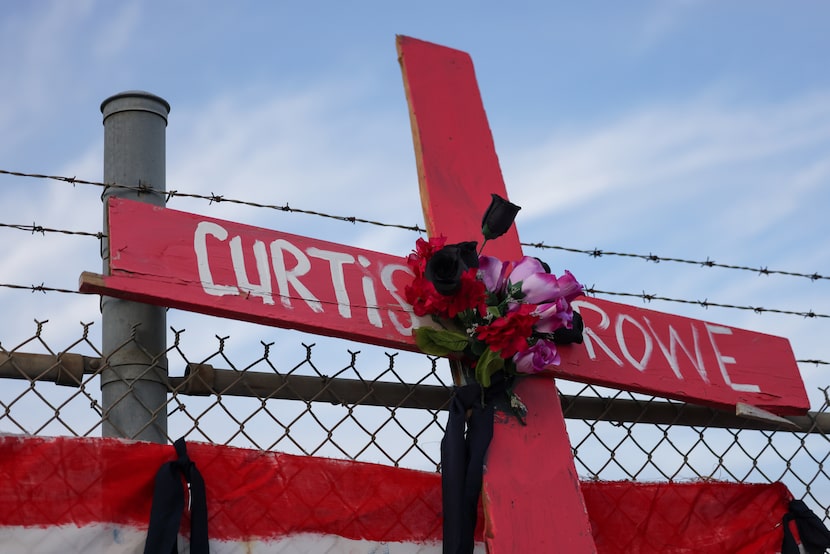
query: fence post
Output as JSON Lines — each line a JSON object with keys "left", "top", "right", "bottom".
{"left": 99, "top": 91, "right": 170, "bottom": 443}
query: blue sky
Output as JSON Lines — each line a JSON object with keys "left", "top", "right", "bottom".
{"left": 1, "top": 1, "right": 829, "bottom": 440}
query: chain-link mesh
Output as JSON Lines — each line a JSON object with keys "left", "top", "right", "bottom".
{"left": 562, "top": 384, "right": 830, "bottom": 523}
{"left": 1, "top": 320, "right": 828, "bottom": 529}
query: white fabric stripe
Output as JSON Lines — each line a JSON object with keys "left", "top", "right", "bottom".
{"left": 0, "top": 525, "right": 486, "bottom": 554}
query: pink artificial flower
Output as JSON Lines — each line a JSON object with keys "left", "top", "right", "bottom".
{"left": 506, "top": 256, "right": 546, "bottom": 285}
{"left": 533, "top": 298, "right": 573, "bottom": 334}
{"left": 556, "top": 270, "right": 584, "bottom": 303}
{"left": 513, "top": 339, "right": 560, "bottom": 374}
{"left": 519, "top": 270, "right": 584, "bottom": 305}
{"left": 478, "top": 255, "right": 509, "bottom": 294}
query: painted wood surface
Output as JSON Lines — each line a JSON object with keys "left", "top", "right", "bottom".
{"left": 396, "top": 36, "right": 520, "bottom": 264}
{"left": 83, "top": 197, "right": 435, "bottom": 351}
{"left": 82, "top": 195, "right": 810, "bottom": 416}
{"left": 397, "top": 35, "right": 597, "bottom": 553}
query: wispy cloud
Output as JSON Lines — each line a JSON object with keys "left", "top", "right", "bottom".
{"left": 91, "top": 1, "right": 142, "bottom": 62}
{"left": 634, "top": 0, "right": 707, "bottom": 53}
{"left": 164, "top": 82, "right": 420, "bottom": 241}
{"left": 506, "top": 90, "right": 830, "bottom": 245}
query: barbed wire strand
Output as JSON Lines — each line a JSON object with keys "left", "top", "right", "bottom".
{"left": 0, "top": 279, "right": 826, "bottom": 366}
{"left": 0, "top": 282, "right": 80, "bottom": 295}
{"left": 0, "top": 222, "right": 103, "bottom": 239}
{"left": 1, "top": 275, "right": 828, "bottom": 321}
{"left": 583, "top": 288, "right": 829, "bottom": 320}
{"left": 0, "top": 168, "right": 426, "bottom": 233}
{"left": 525, "top": 242, "right": 828, "bottom": 282}
{"left": 3, "top": 168, "right": 829, "bottom": 282}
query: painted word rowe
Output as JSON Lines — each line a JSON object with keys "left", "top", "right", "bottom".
{"left": 81, "top": 197, "right": 809, "bottom": 415}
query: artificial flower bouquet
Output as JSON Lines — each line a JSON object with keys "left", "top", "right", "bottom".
{"left": 403, "top": 194, "right": 585, "bottom": 389}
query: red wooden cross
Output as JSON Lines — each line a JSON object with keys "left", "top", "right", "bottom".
{"left": 81, "top": 35, "right": 809, "bottom": 552}
{"left": 398, "top": 35, "right": 595, "bottom": 551}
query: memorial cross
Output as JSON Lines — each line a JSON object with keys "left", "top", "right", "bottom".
{"left": 81, "top": 35, "right": 810, "bottom": 553}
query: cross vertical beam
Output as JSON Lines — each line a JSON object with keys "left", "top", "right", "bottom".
{"left": 398, "top": 36, "right": 597, "bottom": 552}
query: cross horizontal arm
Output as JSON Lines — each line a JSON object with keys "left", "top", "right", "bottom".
{"left": 81, "top": 197, "right": 809, "bottom": 416}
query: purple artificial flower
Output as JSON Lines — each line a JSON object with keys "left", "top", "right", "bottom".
{"left": 557, "top": 270, "right": 584, "bottom": 303}
{"left": 513, "top": 339, "right": 560, "bottom": 374}
{"left": 478, "top": 255, "right": 510, "bottom": 294}
{"left": 507, "top": 256, "right": 546, "bottom": 285}
{"left": 533, "top": 298, "right": 573, "bottom": 334}
{"left": 519, "top": 269, "right": 584, "bottom": 305}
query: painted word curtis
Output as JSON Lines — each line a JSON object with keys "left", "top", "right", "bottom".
{"left": 193, "top": 219, "right": 417, "bottom": 336}
{"left": 81, "top": 197, "right": 808, "bottom": 414}
{"left": 90, "top": 197, "right": 431, "bottom": 350}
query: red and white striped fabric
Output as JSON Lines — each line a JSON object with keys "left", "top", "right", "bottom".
{"left": 0, "top": 435, "right": 452, "bottom": 553}
{"left": 0, "top": 435, "right": 792, "bottom": 552}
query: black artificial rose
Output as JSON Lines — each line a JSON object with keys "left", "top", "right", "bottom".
{"left": 455, "top": 241, "right": 479, "bottom": 270}
{"left": 553, "top": 312, "right": 584, "bottom": 345}
{"left": 481, "top": 193, "right": 521, "bottom": 240}
{"left": 424, "top": 241, "right": 479, "bottom": 296}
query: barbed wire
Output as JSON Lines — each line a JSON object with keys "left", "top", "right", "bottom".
{"left": 584, "top": 287, "right": 829, "bottom": 319}
{"left": 0, "top": 279, "right": 826, "bottom": 365}
{"left": 525, "top": 242, "right": 828, "bottom": 282}
{"left": 0, "top": 221, "right": 103, "bottom": 239}
{"left": 0, "top": 168, "right": 426, "bottom": 233}
{"left": 0, "top": 282, "right": 83, "bottom": 295}
{"left": 0, "top": 272, "right": 827, "bottom": 323}
{"left": 1, "top": 168, "right": 828, "bottom": 283}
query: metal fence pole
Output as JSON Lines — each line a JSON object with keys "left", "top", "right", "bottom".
{"left": 100, "top": 91, "right": 170, "bottom": 443}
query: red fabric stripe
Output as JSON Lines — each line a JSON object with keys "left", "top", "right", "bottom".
{"left": 0, "top": 435, "right": 791, "bottom": 551}
{"left": 0, "top": 435, "right": 441, "bottom": 542}
{"left": 582, "top": 480, "right": 792, "bottom": 553}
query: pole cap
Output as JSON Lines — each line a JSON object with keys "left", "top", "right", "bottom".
{"left": 101, "top": 91, "right": 171, "bottom": 124}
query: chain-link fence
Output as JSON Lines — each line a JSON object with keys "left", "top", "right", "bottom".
{"left": 1, "top": 319, "right": 828, "bottom": 528}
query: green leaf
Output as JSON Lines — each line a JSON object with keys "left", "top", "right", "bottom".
{"left": 456, "top": 310, "right": 477, "bottom": 330}
{"left": 507, "top": 282, "right": 525, "bottom": 301}
{"left": 475, "top": 348, "right": 505, "bottom": 388}
{"left": 469, "top": 338, "right": 487, "bottom": 357}
{"left": 414, "top": 327, "right": 469, "bottom": 356}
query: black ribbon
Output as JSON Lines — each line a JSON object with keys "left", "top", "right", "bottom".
{"left": 440, "top": 314, "right": 582, "bottom": 553}
{"left": 144, "top": 438, "right": 209, "bottom": 554}
{"left": 782, "top": 499, "right": 830, "bottom": 554}
{"left": 442, "top": 373, "right": 511, "bottom": 554}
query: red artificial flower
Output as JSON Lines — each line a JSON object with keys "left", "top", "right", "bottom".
{"left": 407, "top": 236, "right": 447, "bottom": 275}
{"left": 406, "top": 268, "right": 486, "bottom": 320}
{"left": 406, "top": 236, "right": 468, "bottom": 318}
{"left": 434, "top": 268, "right": 487, "bottom": 319}
{"left": 404, "top": 236, "right": 490, "bottom": 320}
{"left": 475, "top": 304, "right": 539, "bottom": 359}
{"left": 404, "top": 274, "right": 436, "bottom": 317}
